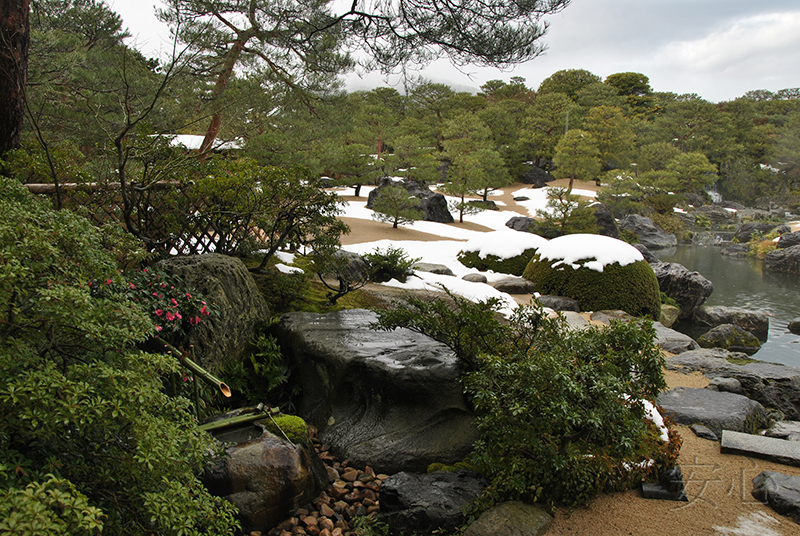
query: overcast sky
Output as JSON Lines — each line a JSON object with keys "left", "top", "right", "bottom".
{"left": 109, "top": 0, "right": 800, "bottom": 103}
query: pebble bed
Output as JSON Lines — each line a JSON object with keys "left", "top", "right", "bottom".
{"left": 262, "top": 425, "right": 388, "bottom": 536}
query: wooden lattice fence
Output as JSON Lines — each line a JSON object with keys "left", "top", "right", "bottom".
{"left": 26, "top": 182, "right": 253, "bottom": 257}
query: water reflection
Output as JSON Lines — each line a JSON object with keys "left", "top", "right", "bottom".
{"left": 658, "top": 244, "right": 800, "bottom": 367}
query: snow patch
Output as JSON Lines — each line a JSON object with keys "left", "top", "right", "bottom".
{"left": 535, "top": 234, "right": 644, "bottom": 273}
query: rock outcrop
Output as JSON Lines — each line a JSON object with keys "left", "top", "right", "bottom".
{"left": 764, "top": 245, "right": 800, "bottom": 274}
{"left": 379, "top": 471, "right": 487, "bottom": 535}
{"left": 157, "top": 253, "right": 270, "bottom": 369}
{"left": 734, "top": 222, "right": 777, "bottom": 243}
{"left": 657, "top": 387, "right": 769, "bottom": 437}
{"left": 777, "top": 231, "right": 800, "bottom": 249}
{"left": 693, "top": 305, "right": 769, "bottom": 339}
{"left": 275, "top": 309, "right": 479, "bottom": 474}
{"left": 752, "top": 471, "right": 800, "bottom": 523}
{"left": 697, "top": 324, "right": 762, "bottom": 354}
{"left": 618, "top": 214, "right": 677, "bottom": 249}
{"left": 651, "top": 262, "right": 714, "bottom": 320}
{"left": 368, "top": 177, "right": 454, "bottom": 223}
{"left": 463, "top": 501, "right": 553, "bottom": 536}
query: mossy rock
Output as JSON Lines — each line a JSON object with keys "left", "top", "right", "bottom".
{"left": 697, "top": 324, "right": 761, "bottom": 355}
{"left": 262, "top": 414, "right": 311, "bottom": 446}
{"left": 523, "top": 256, "right": 661, "bottom": 319}
{"left": 457, "top": 248, "right": 539, "bottom": 277}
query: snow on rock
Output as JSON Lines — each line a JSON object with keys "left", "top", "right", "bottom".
{"left": 535, "top": 234, "right": 644, "bottom": 273}
{"left": 461, "top": 229, "right": 548, "bottom": 259}
{"left": 275, "top": 263, "right": 304, "bottom": 274}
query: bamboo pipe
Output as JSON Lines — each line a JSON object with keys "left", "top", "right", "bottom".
{"left": 154, "top": 337, "right": 232, "bottom": 397}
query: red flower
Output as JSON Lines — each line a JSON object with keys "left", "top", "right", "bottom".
{"left": 155, "top": 309, "right": 164, "bottom": 317}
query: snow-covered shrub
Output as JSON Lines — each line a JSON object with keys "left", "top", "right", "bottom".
{"left": 457, "top": 230, "right": 548, "bottom": 276}
{"left": 522, "top": 234, "right": 661, "bottom": 319}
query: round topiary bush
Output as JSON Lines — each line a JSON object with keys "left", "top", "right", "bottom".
{"left": 522, "top": 234, "right": 661, "bottom": 319}
{"left": 458, "top": 230, "right": 548, "bottom": 276}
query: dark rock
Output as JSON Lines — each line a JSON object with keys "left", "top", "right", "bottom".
{"left": 379, "top": 471, "right": 487, "bottom": 535}
{"left": 619, "top": 214, "right": 678, "bottom": 250}
{"left": 693, "top": 205, "right": 737, "bottom": 225}
{"left": 536, "top": 295, "right": 580, "bottom": 312}
{"left": 752, "top": 471, "right": 800, "bottom": 523}
{"left": 684, "top": 192, "right": 711, "bottom": 207}
{"left": 505, "top": 216, "right": 537, "bottom": 233}
{"left": 492, "top": 277, "right": 536, "bottom": 294}
{"left": 789, "top": 318, "right": 800, "bottom": 335}
{"left": 368, "top": 177, "right": 454, "bottom": 223}
{"left": 520, "top": 164, "right": 552, "bottom": 187}
{"left": 642, "top": 467, "right": 688, "bottom": 502}
{"left": 764, "top": 245, "right": 800, "bottom": 274}
{"left": 697, "top": 324, "right": 762, "bottom": 354}
{"left": 462, "top": 501, "right": 553, "bottom": 536}
{"left": 590, "top": 310, "right": 633, "bottom": 325}
{"left": 414, "top": 263, "right": 454, "bottom": 276}
{"left": 721, "top": 243, "right": 750, "bottom": 257}
{"left": 275, "top": 310, "right": 479, "bottom": 473}
{"left": 693, "top": 305, "right": 769, "bottom": 339}
{"left": 593, "top": 203, "right": 620, "bottom": 239}
{"left": 653, "top": 321, "right": 700, "bottom": 354}
{"left": 468, "top": 199, "right": 499, "bottom": 211}
{"left": 708, "top": 376, "right": 743, "bottom": 394}
{"left": 514, "top": 196, "right": 530, "bottom": 202}
{"left": 774, "top": 224, "right": 792, "bottom": 235}
{"left": 157, "top": 253, "right": 270, "bottom": 369}
{"left": 651, "top": 262, "right": 714, "bottom": 320}
{"left": 690, "top": 424, "right": 719, "bottom": 441}
{"left": 657, "top": 387, "right": 769, "bottom": 437}
{"left": 722, "top": 432, "right": 800, "bottom": 467}
{"left": 777, "top": 231, "right": 800, "bottom": 249}
{"left": 633, "top": 243, "right": 661, "bottom": 264}
{"left": 765, "top": 421, "right": 800, "bottom": 440}
{"left": 665, "top": 348, "right": 800, "bottom": 420}
{"left": 328, "top": 249, "right": 370, "bottom": 284}
{"left": 734, "top": 222, "right": 777, "bottom": 243}
{"left": 462, "top": 273, "right": 488, "bottom": 283}
{"left": 204, "top": 428, "right": 327, "bottom": 534}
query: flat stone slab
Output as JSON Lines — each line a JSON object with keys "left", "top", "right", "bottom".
{"left": 657, "top": 387, "right": 768, "bottom": 437}
{"left": 653, "top": 321, "right": 699, "bottom": 354}
{"left": 721, "top": 430, "right": 800, "bottom": 467}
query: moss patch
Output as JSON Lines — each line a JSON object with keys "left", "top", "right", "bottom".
{"left": 457, "top": 247, "right": 539, "bottom": 276}
{"left": 523, "top": 256, "right": 661, "bottom": 319}
{"left": 262, "top": 414, "right": 311, "bottom": 446}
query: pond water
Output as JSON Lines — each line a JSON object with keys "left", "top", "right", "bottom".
{"left": 657, "top": 244, "right": 800, "bottom": 368}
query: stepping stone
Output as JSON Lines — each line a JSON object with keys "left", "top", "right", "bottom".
{"left": 721, "top": 430, "right": 800, "bottom": 467}
{"left": 658, "top": 387, "right": 768, "bottom": 437}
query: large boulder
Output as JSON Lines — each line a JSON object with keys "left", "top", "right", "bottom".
{"left": 657, "top": 387, "right": 769, "bottom": 437}
{"left": 618, "top": 214, "right": 677, "bottom": 249}
{"left": 697, "top": 324, "right": 761, "bottom": 354}
{"left": 764, "top": 245, "right": 800, "bottom": 274}
{"left": 650, "top": 262, "right": 714, "bottom": 320}
{"left": 593, "top": 203, "right": 621, "bottom": 239}
{"left": 379, "top": 471, "right": 487, "bottom": 535}
{"left": 693, "top": 205, "right": 737, "bottom": 225}
{"left": 666, "top": 348, "right": 800, "bottom": 420}
{"left": 204, "top": 426, "right": 328, "bottom": 534}
{"left": 463, "top": 501, "right": 553, "bottom": 536}
{"left": 368, "top": 177, "right": 454, "bottom": 223}
{"left": 274, "top": 309, "right": 479, "bottom": 474}
{"left": 157, "top": 253, "right": 270, "bottom": 369}
{"left": 734, "top": 222, "right": 777, "bottom": 243}
{"left": 522, "top": 234, "right": 662, "bottom": 319}
{"left": 752, "top": 471, "right": 800, "bottom": 523}
{"left": 693, "top": 305, "right": 769, "bottom": 339}
{"left": 520, "top": 164, "right": 552, "bottom": 187}
{"left": 505, "top": 216, "right": 537, "bottom": 233}
{"left": 777, "top": 231, "right": 800, "bottom": 249}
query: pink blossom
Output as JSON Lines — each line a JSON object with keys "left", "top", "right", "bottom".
{"left": 155, "top": 325, "right": 162, "bottom": 332}
{"left": 129, "top": 282, "right": 136, "bottom": 289}
{"left": 200, "top": 305, "right": 209, "bottom": 315}
{"left": 155, "top": 309, "right": 164, "bottom": 317}
{"left": 171, "top": 298, "right": 178, "bottom": 307}
{"left": 105, "top": 279, "right": 112, "bottom": 285}
{"left": 165, "top": 311, "right": 176, "bottom": 321}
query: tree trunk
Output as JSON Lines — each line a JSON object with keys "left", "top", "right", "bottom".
{"left": 0, "top": 0, "right": 29, "bottom": 156}
{"left": 199, "top": 38, "right": 247, "bottom": 160}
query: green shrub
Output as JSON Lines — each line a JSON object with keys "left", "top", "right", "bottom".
{"left": 0, "top": 177, "right": 239, "bottom": 535}
{"left": 523, "top": 257, "right": 661, "bottom": 319}
{"left": 253, "top": 269, "right": 311, "bottom": 313}
{"left": 363, "top": 245, "right": 420, "bottom": 283}
{"left": 457, "top": 247, "right": 539, "bottom": 276}
{"left": 220, "top": 333, "right": 290, "bottom": 408}
{"left": 375, "top": 296, "right": 673, "bottom": 510}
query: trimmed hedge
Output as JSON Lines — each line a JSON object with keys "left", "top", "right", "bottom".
{"left": 457, "top": 247, "right": 539, "bottom": 276}
{"left": 523, "top": 256, "right": 661, "bottom": 319}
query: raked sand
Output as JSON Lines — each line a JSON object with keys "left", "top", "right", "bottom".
{"left": 338, "top": 180, "right": 800, "bottom": 536}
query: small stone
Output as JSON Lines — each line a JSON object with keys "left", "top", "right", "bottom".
{"left": 319, "top": 504, "right": 335, "bottom": 518}
{"left": 291, "top": 527, "right": 307, "bottom": 535}
{"left": 333, "top": 500, "right": 348, "bottom": 513}
{"left": 318, "top": 517, "right": 335, "bottom": 532}
{"left": 326, "top": 466, "right": 339, "bottom": 482}
{"left": 277, "top": 518, "right": 299, "bottom": 531}
{"left": 366, "top": 505, "right": 380, "bottom": 515}
{"left": 295, "top": 509, "right": 310, "bottom": 518}
{"left": 363, "top": 498, "right": 376, "bottom": 507}
{"left": 319, "top": 530, "right": 332, "bottom": 536}
{"left": 363, "top": 489, "right": 378, "bottom": 502}
{"left": 334, "top": 520, "right": 349, "bottom": 531}
{"left": 332, "top": 529, "right": 343, "bottom": 536}
{"left": 344, "top": 490, "right": 363, "bottom": 503}
{"left": 302, "top": 516, "right": 318, "bottom": 528}
{"left": 306, "top": 527, "right": 320, "bottom": 536}
{"left": 376, "top": 474, "right": 390, "bottom": 481}
{"left": 691, "top": 424, "right": 719, "bottom": 441}
{"left": 352, "top": 480, "right": 365, "bottom": 489}
{"left": 364, "top": 481, "right": 380, "bottom": 492}
{"left": 251, "top": 532, "right": 263, "bottom": 536}
{"left": 355, "top": 505, "right": 368, "bottom": 517}
{"left": 708, "top": 376, "right": 743, "bottom": 394}
{"left": 462, "top": 273, "right": 488, "bottom": 283}
{"left": 341, "top": 468, "right": 359, "bottom": 482}
{"left": 279, "top": 531, "right": 292, "bottom": 536}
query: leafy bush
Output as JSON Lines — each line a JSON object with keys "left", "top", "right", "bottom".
{"left": 220, "top": 333, "right": 291, "bottom": 408}
{"left": 457, "top": 247, "right": 539, "bottom": 276}
{"left": 254, "top": 269, "right": 311, "bottom": 313}
{"left": 523, "top": 257, "right": 662, "bottom": 319}
{"left": 374, "top": 294, "right": 674, "bottom": 510}
{"left": 0, "top": 177, "right": 239, "bottom": 535}
{"left": 363, "top": 245, "right": 420, "bottom": 283}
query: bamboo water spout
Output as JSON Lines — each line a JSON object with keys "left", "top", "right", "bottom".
{"left": 153, "top": 337, "right": 232, "bottom": 397}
